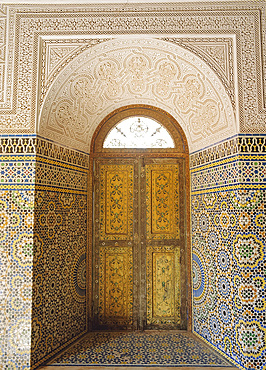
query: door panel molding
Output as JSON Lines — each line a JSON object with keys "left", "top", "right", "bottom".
{"left": 146, "top": 245, "right": 180, "bottom": 327}
{"left": 99, "top": 246, "right": 133, "bottom": 329}
{"left": 146, "top": 163, "right": 179, "bottom": 240}
{"left": 99, "top": 164, "right": 134, "bottom": 240}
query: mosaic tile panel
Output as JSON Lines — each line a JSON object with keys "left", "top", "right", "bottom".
{"left": 0, "top": 146, "right": 35, "bottom": 369}
{"left": 35, "top": 156, "right": 87, "bottom": 193}
{"left": 191, "top": 149, "right": 266, "bottom": 370}
{"left": 31, "top": 190, "right": 87, "bottom": 368}
{"left": 1, "top": 156, "right": 35, "bottom": 187}
{"left": 1, "top": 129, "right": 266, "bottom": 370}
{"left": 0, "top": 137, "right": 36, "bottom": 155}
{"left": 31, "top": 139, "right": 89, "bottom": 369}
{"left": 191, "top": 156, "right": 240, "bottom": 193}
{"left": 36, "top": 138, "right": 89, "bottom": 168}
{"left": 191, "top": 154, "right": 266, "bottom": 194}
{"left": 0, "top": 136, "right": 89, "bottom": 369}
{"left": 190, "top": 136, "right": 266, "bottom": 168}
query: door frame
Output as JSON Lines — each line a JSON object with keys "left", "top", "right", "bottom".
{"left": 87, "top": 104, "right": 192, "bottom": 331}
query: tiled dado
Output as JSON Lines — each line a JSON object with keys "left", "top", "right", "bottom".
{"left": 191, "top": 154, "right": 266, "bottom": 194}
{"left": 192, "top": 188, "right": 266, "bottom": 370}
{"left": 0, "top": 136, "right": 89, "bottom": 369}
{"left": 191, "top": 136, "right": 266, "bottom": 370}
{"left": 31, "top": 189, "right": 88, "bottom": 368}
{"left": 0, "top": 136, "right": 89, "bottom": 193}
{"left": 190, "top": 136, "right": 266, "bottom": 194}
{"left": 0, "top": 188, "right": 35, "bottom": 370}
{"left": 1, "top": 133, "right": 266, "bottom": 370}
{"left": 32, "top": 138, "right": 89, "bottom": 368}
{"left": 190, "top": 136, "right": 266, "bottom": 168}
{"left": 0, "top": 137, "right": 88, "bottom": 166}
{"left": 0, "top": 161, "right": 35, "bottom": 368}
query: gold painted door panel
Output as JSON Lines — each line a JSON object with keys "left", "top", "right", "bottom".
{"left": 93, "top": 157, "right": 186, "bottom": 330}
{"left": 93, "top": 159, "right": 135, "bottom": 330}
{"left": 144, "top": 161, "right": 182, "bottom": 329}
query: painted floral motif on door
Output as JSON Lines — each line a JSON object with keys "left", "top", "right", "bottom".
{"left": 99, "top": 246, "right": 133, "bottom": 328}
{"left": 147, "top": 245, "right": 181, "bottom": 326}
{"left": 154, "top": 253, "right": 175, "bottom": 317}
{"left": 99, "top": 164, "right": 133, "bottom": 240}
{"left": 95, "top": 159, "right": 183, "bottom": 330}
{"left": 146, "top": 164, "right": 179, "bottom": 240}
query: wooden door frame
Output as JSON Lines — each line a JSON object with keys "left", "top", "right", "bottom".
{"left": 87, "top": 104, "right": 192, "bottom": 331}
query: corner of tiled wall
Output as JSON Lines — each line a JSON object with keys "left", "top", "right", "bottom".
{"left": 0, "top": 135, "right": 89, "bottom": 369}
{"left": 0, "top": 136, "right": 36, "bottom": 369}
{"left": 31, "top": 137, "right": 89, "bottom": 368}
{"left": 190, "top": 135, "right": 266, "bottom": 370}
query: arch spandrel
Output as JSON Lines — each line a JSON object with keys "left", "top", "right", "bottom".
{"left": 38, "top": 38, "right": 237, "bottom": 153}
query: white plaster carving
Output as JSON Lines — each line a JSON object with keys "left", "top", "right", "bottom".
{"left": 0, "top": 8, "right": 7, "bottom": 104}
{"left": 40, "top": 36, "right": 236, "bottom": 110}
{"left": 0, "top": 3, "right": 265, "bottom": 142}
{"left": 39, "top": 38, "right": 236, "bottom": 152}
{"left": 47, "top": 45, "right": 79, "bottom": 80}
{"left": 40, "top": 38, "right": 110, "bottom": 108}
{"left": 164, "top": 38, "right": 235, "bottom": 97}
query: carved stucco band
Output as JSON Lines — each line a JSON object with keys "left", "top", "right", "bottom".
{"left": 39, "top": 38, "right": 236, "bottom": 153}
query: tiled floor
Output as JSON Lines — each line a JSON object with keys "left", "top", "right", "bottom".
{"left": 40, "top": 331, "right": 237, "bottom": 369}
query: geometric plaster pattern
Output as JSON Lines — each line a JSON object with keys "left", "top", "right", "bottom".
{"left": 0, "top": 7, "right": 7, "bottom": 105}
{"left": 39, "top": 38, "right": 236, "bottom": 152}
{"left": 0, "top": 2, "right": 265, "bottom": 144}
{"left": 40, "top": 38, "right": 110, "bottom": 108}
{"left": 163, "top": 37, "right": 236, "bottom": 109}
{"left": 40, "top": 35, "right": 236, "bottom": 111}
{"left": 0, "top": 5, "right": 265, "bottom": 370}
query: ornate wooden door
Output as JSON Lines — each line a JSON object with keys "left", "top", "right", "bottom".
{"left": 93, "top": 156, "right": 186, "bottom": 330}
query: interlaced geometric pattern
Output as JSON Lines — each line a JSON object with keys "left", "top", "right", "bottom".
{"left": 191, "top": 189, "right": 266, "bottom": 370}
{"left": 191, "top": 137, "right": 266, "bottom": 370}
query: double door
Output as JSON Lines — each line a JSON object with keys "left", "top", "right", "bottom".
{"left": 92, "top": 155, "right": 187, "bottom": 330}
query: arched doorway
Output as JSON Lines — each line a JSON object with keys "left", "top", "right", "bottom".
{"left": 89, "top": 105, "right": 191, "bottom": 332}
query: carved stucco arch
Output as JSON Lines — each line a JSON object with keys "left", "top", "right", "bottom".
{"left": 38, "top": 38, "right": 237, "bottom": 153}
